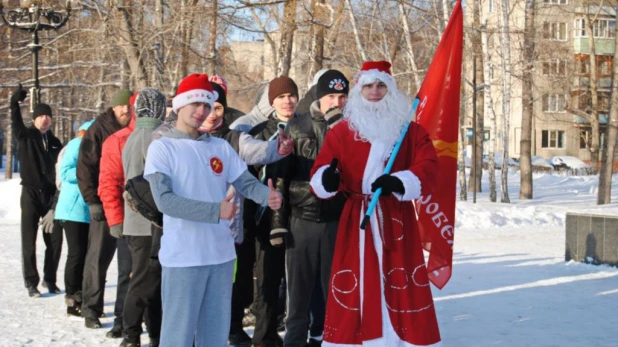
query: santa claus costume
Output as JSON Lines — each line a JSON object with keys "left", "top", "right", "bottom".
{"left": 310, "top": 61, "right": 442, "bottom": 347}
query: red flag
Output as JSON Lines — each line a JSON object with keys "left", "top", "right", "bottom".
{"left": 414, "top": 1, "right": 463, "bottom": 289}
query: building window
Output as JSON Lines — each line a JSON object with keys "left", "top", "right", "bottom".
{"left": 488, "top": 0, "right": 493, "bottom": 13}
{"left": 542, "top": 130, "right": 565, "bottom": 149}
{"left": 542, "top": 59, "right": 567, "bottom": 76}
{"left": 593, "top": 19, "right": 616, "bottom": 38}
{"left": 580, "top": 130, "right": 605, "bottom": 149}
{"left": 575, "top": 18, "right": 616, "bottom": 38}
{"left": 544, "top": 0, "right": 568, "bottom": 4}
{"left": 542, "top": 94, "right": 567, "bottom": 112}
{"left": 544, "top": 22, "right": 567, "bottom": 41}
{"left": 574, "top": 18, "right": 586, "bottom": 37}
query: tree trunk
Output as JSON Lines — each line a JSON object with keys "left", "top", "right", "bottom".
{"left": 324, "top": 0, "right": 346, "bottom": 66}
{"left": 345, "top": 0, "right": 369, "bottom": 62}
{"left": 468, "top": 0, "right": 484, "bottom": 194}
{"left": 498, "top": 0, "right": 511, "bottom": 203}
{"left": 482, "top": 20, "right": 498, "bottom": 202}
{"left": 459, "top": 69, "right": 468, "bottom": 201}
{"left": 205, "top": 0, "right": 218, "bottom": 76}
{"left": 520, "top": 0, "right": 535, "bottom": 199}
{"left": 307, "top": 0, "right": 326, "bottom": 85}
{"left": 587, "top": 10, "right": 600, "bottom": 171}
{"left": 116, "top": 5, "right": 149, "bottom": 90}
{"left": 398, "top": 2, "right": 421, "bottom": 92}
{"left": 597, "top": 13, "right": 618, "bottom": 204}
{"left": 277, "top": 0, "right": 298, "bottom": 76}
{"left": 152, "top": 0, "right": 165, "bottom": 90}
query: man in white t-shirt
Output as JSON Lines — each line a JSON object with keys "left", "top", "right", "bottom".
{"left": 144, "top": 73, "right": 283, "bottom": 347}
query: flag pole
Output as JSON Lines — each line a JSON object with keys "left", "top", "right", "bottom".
{"left": 360, "top": 97, "right": 420, "bottom": 230}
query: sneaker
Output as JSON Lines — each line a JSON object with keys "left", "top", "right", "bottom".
{"left": 85, "top": 317, "right": 102, "bottom": 329}
{"left": 27, "top": 286, "right": 41, "bottom": 298}
{"left": 41, "top": 281, "right": 61, "bottom": 294}
{"left": 106, "top": 324, "right": 123, "bottom": 338}
{"left": 66, "top": 302, "right": 82, "bottom": 317}
{"left": 229, "top": 329, "right": 252, "bottom": 346}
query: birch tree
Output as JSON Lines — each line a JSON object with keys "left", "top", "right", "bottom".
{"left": 498, "top": 0, "right": 511, "bottom": 203}
{"left": 277, "top": 0, "right": 298, "bottom": 76}
{"left": 345, "top": 0, "right": 369, "bottom": 62}
{"left": 398, "top": 1, "right": 421, "bottom": 92}
{"left": 469, "top": 0, "right": 485, "bottom": 193}
{"left": 482, "top": 20, "right": 498, "bottom": 202}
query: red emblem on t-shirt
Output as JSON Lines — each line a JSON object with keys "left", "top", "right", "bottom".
{"left": 210, "top": 156, "right": 223, "bottom": 175}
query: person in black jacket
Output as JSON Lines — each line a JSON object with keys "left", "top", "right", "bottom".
{"left": 273, "top": 70, "right": 349, "bottom": 347}
{"left": 10, "top": 85, "right": 63, "bottom": 298}
{"left": 244, "top": 76, "right": 299, "bottom": 347}
{"left": 77, "top": 89, "right": 133, "bottom": 332}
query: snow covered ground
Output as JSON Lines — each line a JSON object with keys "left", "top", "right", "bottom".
{"left": 1, "top": 170, "right": 618, "bottom": 346}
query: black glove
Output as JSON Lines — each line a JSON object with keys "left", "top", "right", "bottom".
{"left": 11, "top": 84, "right": 28, "bottom": 105}
{"left": 371, "top": 174, "right": 405, "bottom": 197}
{"left": 322, "top": 159, "right": 340, "bottom": 193}
{"left": 324, "top": 107, "right": 343, "bottom": 127}
{"left": 89, "top": 204, "right": 106, "bottom": 222}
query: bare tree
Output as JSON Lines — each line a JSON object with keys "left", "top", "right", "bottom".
{"left": 398, "top": 1, "right": 421, "bottom": 91}
{"left": 205, "top": 0, "right": 219, "bottom": 76}
{"left": 278, "top": 0, "right": 298, "bottom": 76}
{"left": 482, "top": 20, "right": 498, "bottom": 202}
{"left": 345, "top": 0, "right": 369, "bottom": 61}
{"left": 307, "top": 0, "right": 327, "bottom": 84}
{"left": 520, "top": 0, "right": 536, "bottom": 199}
{"left": 498, "top": 0, "right": 511, "bottom": 203}
{"left": 597, "top": 4, "right": 618, "bottom": 204}
{"left": 468, "top": 0, "right": 484, "bottom": 194}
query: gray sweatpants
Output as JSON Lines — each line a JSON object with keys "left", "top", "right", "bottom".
{"left": 159, "top": 260, "right": 235, "bottom": 347}
{"left": 284, "top": 217, "right": 338, "bottom": 347}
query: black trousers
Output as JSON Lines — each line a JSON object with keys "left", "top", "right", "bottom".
{"left": 20, "top": 186, "right": 63, "bottom": 288}
{"left": 81, "top": 218, "right": 132, "bottom": 327}
{"left": 62, "top": 221, "right": 89, "bottom": 296}
{"left": 230, "top": 228, "right": 256, "bottom": 334}
{"left": 252, "top": 222, "right": 286, "bottom": 344}
{"left": 283, "top": 218, "right": 338, "bottom": 347}
{"left": 122, "top": 233, "right": 162, "bottom": 340}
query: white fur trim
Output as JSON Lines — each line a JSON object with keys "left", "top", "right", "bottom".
{"left": 310, "top": 165, "right": 338, "bottom": 199}
{"left": 356, "top": 69, "right": 396, "bottom": 90}
{"left": 391, "top": 170, "right": 422, "bottom": 201}
{"left": 172, "top": 89, "right": 218, "bottom": 112}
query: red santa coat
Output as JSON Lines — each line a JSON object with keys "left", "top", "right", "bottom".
{"left": 310, "top": 120, "right": 441, "bottom": 347}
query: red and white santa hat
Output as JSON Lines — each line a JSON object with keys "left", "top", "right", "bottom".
{"left": 354, "top": 60, "right": 396, "bottom": 90}
{"left": 173, "top": 73, "right": 218, "bottom": 112}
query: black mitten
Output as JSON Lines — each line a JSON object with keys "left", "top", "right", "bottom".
{"left": 11, "top": 84, "right": 28, "bottom": 106}
{"left": 322, "top": 159, "right": 340, "bottom": 192}
{"left": 371, "top": 174, "right": 405, "bottom": 197}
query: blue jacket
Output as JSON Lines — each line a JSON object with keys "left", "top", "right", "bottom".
{"left": 55, "top": 121, "right": 94, "bottom": 223}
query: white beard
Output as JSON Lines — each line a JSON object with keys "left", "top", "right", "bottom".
{"left": 343, "top": 87, "right": 412, "bottom": 147}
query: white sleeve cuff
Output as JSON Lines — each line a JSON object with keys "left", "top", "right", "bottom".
{"left": 310, "top": 165, "right": 338, "bottom": 199}
{"left": 391, "top": 170, "right": 421, "bottom": 201}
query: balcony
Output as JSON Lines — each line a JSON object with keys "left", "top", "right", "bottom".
{"left": 573, "top": 37, "right": 615, "bottom": 55}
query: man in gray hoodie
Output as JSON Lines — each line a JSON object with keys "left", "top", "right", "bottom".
{"left": 229, "top": 84, "right": 274, "bottom": 133}
{"left": 119, "top": 88, "right": 167, "bottom": 347}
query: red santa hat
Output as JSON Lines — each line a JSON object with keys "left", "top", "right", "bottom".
{"left": 209, "top": 75, "right": 228, "bottom": 95}
{"left": 354, "top": 60, "right": 396, "bottom": 90}
{"left": 173, "top": 73, "right": 218, "bottom": 113}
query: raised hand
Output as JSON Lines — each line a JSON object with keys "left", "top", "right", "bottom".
{"left": 277, "top": 126, "right": 293, "bottom": 156}
{"left": 267, "top": 178, "right": 282, "bottom": 210}
{"left": 11, "top": 84, "right": 28, "bottom": 104}
{"left": 220, "top": 190, "right": 237, "bottom": 220}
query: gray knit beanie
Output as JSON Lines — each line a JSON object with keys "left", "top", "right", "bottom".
{"left": 135, "top": 88, "right": 166, "bottom": 120}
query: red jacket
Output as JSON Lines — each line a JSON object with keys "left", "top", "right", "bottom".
{"left": 98, "top": 107, "right": 136, "bottom": 227}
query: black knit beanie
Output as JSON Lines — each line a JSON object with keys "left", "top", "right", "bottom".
{"left": 210, "top": 82, "right": 227, "bottom": 109}
{"left": 316, "top": 70, "right": 349, "bottom": 100}
{"left": 32, "top": 103, "right": 52, "bottom": 120}
{"left": 268, "top": 76, "right": 298, "bottom": 105}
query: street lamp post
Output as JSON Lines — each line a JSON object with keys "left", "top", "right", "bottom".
{"left": 1, "top": 0, "right": 77, "bottom": 111}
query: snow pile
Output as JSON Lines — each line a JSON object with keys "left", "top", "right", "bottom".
{"left": 531, "top": 155, "right": 552, "bottom": 168}
{"left": 0, "top": 176, "right": 22, "bottom": 222}
{"left": 456, "top": 203, "right": 564, "bottom": 231}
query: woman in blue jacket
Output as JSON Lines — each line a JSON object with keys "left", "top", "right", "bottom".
{"left": 55, "top": 120, "right": 94, "bottom": 316}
